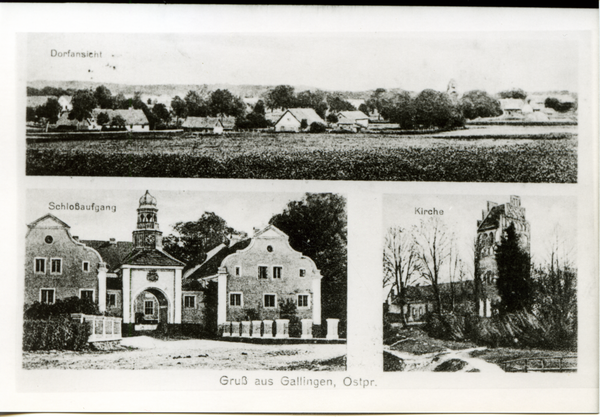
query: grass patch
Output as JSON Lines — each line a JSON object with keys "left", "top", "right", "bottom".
{"left": 387, "top": 328, "right": 476, "bottom": 355}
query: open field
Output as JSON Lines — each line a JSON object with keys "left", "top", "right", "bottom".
{"left": 26, "top": 130, "right": 578, "bottom": 182}
{"left": 22, "top": 336, "right": 347, "bottom": 370}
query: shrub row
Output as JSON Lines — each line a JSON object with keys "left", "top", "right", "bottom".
{"left": 424, "top": 311, "right": 576, "bottom": 350}
{"left": 466, "top": 120, "right": 577, "bottom": 126}
{"left": 23, "top": 318, "right": 90, "bottom": 351}
{"left": 26, "top": 140, "right": 577, "bottom": 183}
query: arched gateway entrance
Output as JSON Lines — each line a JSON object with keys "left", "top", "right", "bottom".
{"left": 133, "top": 288, "right": 170, "bottom": 330}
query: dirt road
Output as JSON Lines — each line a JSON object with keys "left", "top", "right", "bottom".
{"left": 22, "top": 336, "right": 347, "bottom": 370}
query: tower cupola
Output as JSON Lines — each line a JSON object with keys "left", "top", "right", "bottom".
{"left": 132, "top": 190, "right": 163, "bottom": 249}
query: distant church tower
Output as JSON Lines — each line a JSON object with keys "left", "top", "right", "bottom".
{"left": 132, "top": 190, "right": 163, "bottom": 250}
{"left": 446, "top": 79, "right": 460, "bottom": 104}
{"left": 475, "top": 195, "right": 530, "bottom": 317}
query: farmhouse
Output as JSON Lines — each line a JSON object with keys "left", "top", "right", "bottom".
{"left": 337, "top": 111, "right": 370, "bottom": 130}
{"left": 476, "top": 195, "right": 530, "bottom": 317}
{"left": 274, "top": 108, "right": 325, "bottom": 132}
{"left": 499, "top": 99, "right": 525, "bottom": 117}
{"left": 25, "top": 191, "right": 325, "bottom": 335}
{"left": 58, "top": 95, "right": 73, "bottom": 111}
{"left": 182, "top": 117, "right": 226, "bottom": 134}
{"left": 55, "top": 111, "right": 98, "bottom": 131}
{"left": 92, "top": 109, "right": 150, "bottom": 131}
{"left": 184, "top": 224, "right": 323, "bottom": 325}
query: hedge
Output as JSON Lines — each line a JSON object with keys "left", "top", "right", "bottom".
{"left": 23, "top": 318, "right": 90, "bottom": 351}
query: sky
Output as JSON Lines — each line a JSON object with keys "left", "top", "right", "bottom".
{"left": 383, "top": 193, "right": 577, "bottom": 288}
{"left": 26, "top": 32, "right": 579, "bottom": 94}
{"left": 25, "top": 189, "right": 310, "bottom": 243}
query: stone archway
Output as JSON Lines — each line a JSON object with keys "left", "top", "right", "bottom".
{"left": 134, "top": 288, "right": 170, "bottom": 327}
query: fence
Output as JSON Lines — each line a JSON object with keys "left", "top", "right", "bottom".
{"left": 500, "top": 356, "right": 577, "bottom": 372}
{"left": 71, "top": 314, "right": 122, "bottom": 343}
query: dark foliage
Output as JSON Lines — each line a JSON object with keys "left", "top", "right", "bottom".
{"left": 23, "top": 318, "right": 90, "bottom": 351}
{"left": 459, "top": 90, "right": 503, "bottom": 119}
{"left": 279, "top": 298, "right": 301, "bottom": 338}
{"left": 544, "top": 97, "right": 575, "bottom": 113}
{"left": 498, "top": 89, "right": 528, "bottom": 100}
{"left": 24, "top": 296, "right": 100, "bottom": 319}
{"left": 309, "top": 122, "right": 326, "bottom": 133}
{"left": 69, "top": 89, "right": 97, "bottom": 121}
{"left": 495, "top": 223, "right": 532, "bottom": 315}
{"left": 35, "top": 98, "right": 63, "bottom": 124}
{"left": 96, "top": 112, "right": 110, "bottom": 126}
{"left": 326, "top": 94, "right": 356, "bottom": 113}
{"left": 414, "top": 89, "right": 464, "bottom": 129}
{"left": 269, "top": 194, "right": 347, "bottom": 334}
{"left": 326, "top": 113, "right": 339, "bottom": 124}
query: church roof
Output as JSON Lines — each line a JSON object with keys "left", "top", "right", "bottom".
{"left": 477, "top": 202, "right": 526, "bottom": 232}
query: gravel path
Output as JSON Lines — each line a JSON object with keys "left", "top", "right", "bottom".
{"left": 23, "top": 336, "right": 347, "bottom": 370}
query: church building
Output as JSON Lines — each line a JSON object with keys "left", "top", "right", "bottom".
{"left": 475, "top": 195, "right": 530, "bottom": 317}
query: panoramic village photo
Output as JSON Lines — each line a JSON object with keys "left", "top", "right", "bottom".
{"left": 382, "top": 194, "right": 577, "bottom": 372}
{"left": 23, "top": 189, "right": 347, "bottom": 370}
{"left": 25, "top": 32, "right": 578, "bottom": 182}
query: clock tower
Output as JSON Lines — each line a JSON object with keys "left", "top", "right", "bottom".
{"left": 132, "top": 190, "right": 163, "bottom": 250}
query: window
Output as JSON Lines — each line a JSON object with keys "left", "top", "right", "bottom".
{"left": 41, "top": 289, "right": 55, "bottom": 304}
{"left": 184, "top": 295, "right": 195, "bottom": 308}
{"left": 144, "top": 300, "right": 154, "bottom": 315}
{"left": 44, "top": 235, "right": 53, "bottom": 244}
{"left": 50, "top": 258, "right": 62, "bottom": 274}
{"left": 235, "top": 266, "right": 241, "bottom": 276}
{"left": 297, "top": 294, "right": 309, "bottom": 308}
{"left": 264, "top": 294, "right": 276, "bottom": 308}
{"left": 80, "top": 290, "right": 94, "bottom": 301}
{"left": 107, "top": 293, "right": 117, "bottom": 307}
{"left": 258, "top": 266, "right": 268, "bottom": 279}
{"left": 230, "top": 292, "right": 242, "bottom": 307}
{"left": 34, "top": 258, "right": 46, "bottom": 274}
{"left": 82, "top": 261, "right": 90, "bottom": 272}
{"left": 267, "top": 245, "right": 273, "bottom": 252}
{"left": 273, "top": 266, "right": 282, "bottom": 279}
{"left": 299, "top": 268, "right": 306, "bottom": 277}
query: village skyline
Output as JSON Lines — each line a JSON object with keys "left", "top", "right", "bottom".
{"left": 27, "top": 32, "right": 579, "bottom": 95}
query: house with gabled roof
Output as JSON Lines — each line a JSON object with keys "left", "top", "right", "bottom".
{"left": 55, "top": 111, "right": 99, "bottom": 131}
{"left": 337, "top": 110, "right": 370, "bottom": 130}
{"left": 184, "top": 224, "right": 323, "bottom": 325}
{"left": 274, "top": 108, "right": 325, "bottom": 132}
{"left": 92, "top": 108, "right": 150, "bottom": 131}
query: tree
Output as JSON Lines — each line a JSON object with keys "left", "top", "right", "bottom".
{"left": 383, "top": 226, "right": 419, "bottom": 326}
{"left": 296, "top": 90, "right": 327, "bottom": 119}
{"left": 413, "top": 217, "right": 451, "bottom": 314}
{"left": 96, "top": 111, "right": 110, "bottom": 126}
{"left": 326, "top": 94, "right": 356, "bottom": 113}
{"left": 26, "top": 107, "right": 37, "bottom": 122}
{"left": 495, "top": 223, "right": 532, "bottom": 315}
{"left": 265, "top": 85, "right": 296, "bottom": 111}
{"left": 185, "top": 90, "right": 210, "bottom": 117}
{"left": 530, "top": 228, "right": 577, "bottom": 348}
{"left": 414, "top": 89, "right": 463, "bottom": 130}
{"left": 544, "top": 97, "right": 574, "bottom": 113}
{"left": 94, "top": 85, "right": 114, "bottom": 109}
{"left": 269, "top": 194, "right": 347, "bottom": 331}
{"left": 385, "top": 91, "right": 416, "bottom": 129}
{"left": 152, "top": 103, "right": 171, "bottom": 127}
{"left": 498, "top": 88, "right": 527, "bottom": 100}
{"left": 208, "top": 89, "right": 241, "bottom": 118}
{"left": 326, "top": 113, "right": 339, "bottom": 124}
{"left": 300, "top": 119, "right": 308, "bottom": 130}
{"left": 110, "top": 114, "right": 126, "bottom": 128}
{"left": 358, "top": 103, "right": 370, "bottom": 116}
{"left": 69, "top": 89, "right": 97, "bottom": 121}
{"left": 253, "top": 99, "right": 266, "bottom": 115}
{"left": 459, "top": 90, "right": 503, "bottom": 119}
{"left": 37, "top": 97, "right": 62, "bottom": 124}
{"left": 309, "top": 121, "right": 326, "bottom": 133}
{"left": 365, "top": 88, "right": 388, "bottom": 120}
{"left": 171, "top": 96, "right": 187, "bottom": 123}
{"left": 162, "top": 212, "right": 242, "bottom": 266}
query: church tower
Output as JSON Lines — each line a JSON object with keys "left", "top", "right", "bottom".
{"left": 132, "top": 190, "right": 163, "bottom": 250}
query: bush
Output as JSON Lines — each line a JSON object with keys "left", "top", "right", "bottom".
{"left": 279, "top": 298, "right": 302, "bottom": 338}
{"left": 23, "top": 318, "right": 90, "bottom": 351}
{"left": 309, "top": 122, "right": 326, "bottom": 133}
{"left": 24, "top": 297, "right": 100, "bottom": 319}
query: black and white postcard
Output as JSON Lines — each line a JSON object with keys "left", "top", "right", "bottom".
{"left": 1, "top": 3, "right": 598, "bottom": 414}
